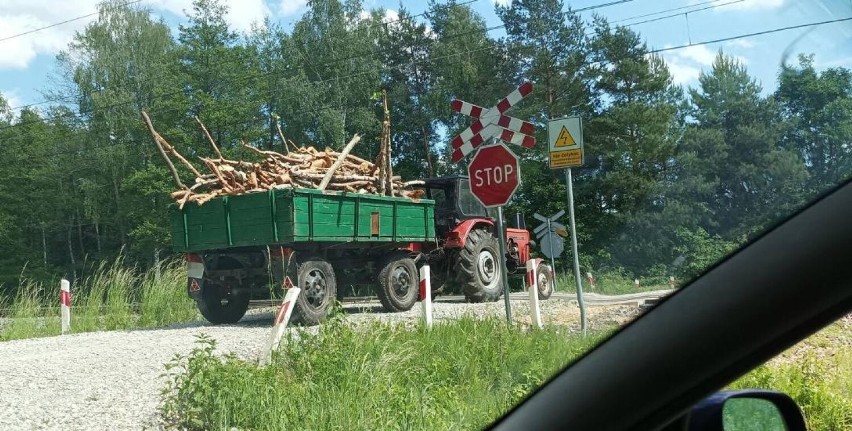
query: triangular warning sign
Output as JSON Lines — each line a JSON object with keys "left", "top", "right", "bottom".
{"left": 554, "top": 126, "right": 576, "bottom": 147}
{"left": 189, "top": 278, "right": 201, "bottom": 292}
{"left": 283, "top": 276, "right": 294, "bottom": 289}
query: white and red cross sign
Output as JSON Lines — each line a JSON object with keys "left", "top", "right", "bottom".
{"left": 450, "top": 82, "right": 536, "bottom": 162}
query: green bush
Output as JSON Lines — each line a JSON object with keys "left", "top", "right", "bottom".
{"left": 161, "top": 318, "right": 604, "bottom": 431}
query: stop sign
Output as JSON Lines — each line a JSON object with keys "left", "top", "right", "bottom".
{"left": 467, "top": 143, "right": 521, "bottom": 208}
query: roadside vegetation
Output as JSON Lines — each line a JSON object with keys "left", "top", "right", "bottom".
{"left": 161, "top": 317, "right": 851, "bottom": 431}
{"left": 0, "top": 257, "right": 197, "bottom": 341}
{"left": 728, "top": 318, "right": 852, "bottom": 431}
{"left": 161, "top": 318, "right": 605, "bottom": 430}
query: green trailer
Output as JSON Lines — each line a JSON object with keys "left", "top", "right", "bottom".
{"left": 171, "top": 187, "right": 436, "bottom": 324}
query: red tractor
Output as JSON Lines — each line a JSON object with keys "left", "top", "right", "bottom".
{"left": 419, "top": 175, "right": 553, "bottom": 302}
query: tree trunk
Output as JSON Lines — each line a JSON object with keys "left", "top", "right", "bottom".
{"left": 113, "top": 176, "right": 126, "bottom": 247}
{"left": 76, "top": 211, "right": 86, "bottom": 258}
{"left": 94, "top": 221, "right": 102, "bottom": 253}
{"left": 422, "top": 126, "right": 434, "bottom": 177}
{"left": 41, "top": 224, "right": 47, "bottom": 266}
{"left": 67, "top": 216, "right": 76, "bottom": 270}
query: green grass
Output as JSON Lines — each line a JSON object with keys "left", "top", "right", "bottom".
{"left": 161, "top": 317, "right": 606, "bottom": 431}
{"left": 0, "top": 258, "right": 198, "bottom": 341}
{"left": 728, "top": 321, "right": 852, "bottom": 431}
{"left": 554, "top": 270, "right": 671, "bottom": 295}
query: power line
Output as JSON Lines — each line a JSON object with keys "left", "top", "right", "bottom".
{"left": 610, "top": 0, "right": 736, "bottom": 24}
{"left": 616, "top": 0, "right": 744, "bottom": 28}
{"left": 573, "top": 0, "right": 635, "bottom": 13}
{"left": 0, "top": 0, "right": 143, "bottom": 43}
{"left": 647, "top": 16, "right": 852, "bottom": 54}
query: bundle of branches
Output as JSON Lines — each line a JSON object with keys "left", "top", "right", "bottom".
{"left": 140, "top": 111, "right": 425, "bottom": 208}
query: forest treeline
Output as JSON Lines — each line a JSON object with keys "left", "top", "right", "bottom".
{"left": 0, "top": 0, "right": 849, "bottom": 288}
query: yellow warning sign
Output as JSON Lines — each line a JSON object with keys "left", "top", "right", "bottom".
{"left": 548, "top": 117, "right": 584, "bottom": 169}
{"left": 554, "top": 126, "right": 576, "bottom": 147}
{"left": 549, "top": 148, "right": 583, "bottom": 168}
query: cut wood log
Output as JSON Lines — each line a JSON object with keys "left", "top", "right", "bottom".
{"left": 195, "top": 116, "right": 223, "bottom": 159}
{"left": 318, "top": 133, "right": 362, "bottom": 191}
{"left": 141, "top": 111, "right": 186, "bottom": 190}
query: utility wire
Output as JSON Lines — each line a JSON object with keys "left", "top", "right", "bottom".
{"left": 647, "top": 16, "right": 852, "bottom": 54}
{"left": 616, "top": 0, "right": 743, "bottom": 28}
{"left": 610, "top": 0, "right": 738, "bottom": 24}
{"left": 0, "top": 0, "right": 143, "bottom": 43}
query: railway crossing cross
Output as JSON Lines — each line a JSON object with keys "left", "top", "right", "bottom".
{"left": 450, "top": 82, "right": 536, "bottom": 162}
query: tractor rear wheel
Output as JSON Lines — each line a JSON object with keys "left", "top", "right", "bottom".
{"left": 456, "top": 229, "right": 503, "bottom": 303}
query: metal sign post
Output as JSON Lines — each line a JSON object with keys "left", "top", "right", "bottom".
{"left": 566, "top": 168, "right": 587, "bottom": 335}
{"left": 547, "top": 116, "right": 587, "bottom": 335}
{"left": 496, "top": 206, "right": 512, "bottom": 323}
{"left": 452, "top": 84, "right": 537, "bottom": 326}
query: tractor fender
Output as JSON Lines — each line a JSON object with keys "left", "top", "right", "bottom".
{"left": 445, "top": 218, "right": 495, "bottom": 248}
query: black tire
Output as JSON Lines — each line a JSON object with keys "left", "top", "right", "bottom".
{"left": 536, "top": 262, "right": 554, "bottom": 300}
{"left": 291, "top": 258, "right": 337, "bottom": 325}
{"left": 376, "top": 253, "right": 419, "bottom": 312}
{"left": 456, "top": 228, "right": 503, "bottom": 303}
{"left": 196, "top": 282, "right": 250, "bottom": 324}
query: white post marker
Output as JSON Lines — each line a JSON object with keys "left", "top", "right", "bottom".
{"left": 526, "top": 259, "right": 543, "bottom": 329}
{"left": 60, "top": 278, "right": 71, "bottom": 334}
{"left": 420, "top": 264, "right": 433, "bottom": 328}
{"left": 261, "top": 284, "right": 301, "bottom": 365}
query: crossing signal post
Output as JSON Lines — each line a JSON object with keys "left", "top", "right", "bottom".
{"left": 547, "top": 117, "right": 587, "bottom": 335}
{"left": 451, "top": 82, "right": 536, "bottom": 324}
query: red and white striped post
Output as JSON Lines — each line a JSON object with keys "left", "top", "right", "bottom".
{"left": 526, "top": 259, "right": 543, "bottom": 329}
{"left": 586, "top": 272, "right": 597, "bottom": 290}
{"left": 60, "top": 278, "right": 71, "bottom": 334}
{"left": 261, "top": 284, "right": 301, "bottom": 365}
{"left": 419, "top": 264, "right": 433, "bottom": 328}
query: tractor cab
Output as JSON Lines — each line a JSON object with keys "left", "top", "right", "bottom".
{"left": 421, "top": 175, "right": 492, "bottom": 236}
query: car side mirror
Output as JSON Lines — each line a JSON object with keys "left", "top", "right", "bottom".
{"left": 686, "top": 390, "right": 807, "bottom": 431}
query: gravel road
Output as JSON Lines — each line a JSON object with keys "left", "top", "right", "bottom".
{"left": 0, "top": 298, "right": 641, "bottom": 431}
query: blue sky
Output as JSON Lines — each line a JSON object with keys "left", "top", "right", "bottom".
{"left": 1, "top": 0, "right": 851, "bottom": 112}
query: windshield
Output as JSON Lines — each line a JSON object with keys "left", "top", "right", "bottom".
{"left": 0, "top": 1, "right": 849, "bottom": 430}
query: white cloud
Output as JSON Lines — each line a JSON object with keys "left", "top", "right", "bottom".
{"left": 664, "top": 58, "right": 701, "bottom": 85}
{"left": 718, "top": 0, "right": 784, "bottom": 11}
{"left": 676, "top": 45, "right": 717, "bottom": 66}
{"left": 278, "top": 0, "right": 307, "bottom": 17}
{"left": 491, "top": 0, "right": 512, "bottom": 6}
{"left": 0, "top": 0, "right": 273, "bottom": 72}
{"left": 0, "top": 0, "right": 98, "bottom": 70}
{"left": 659, "top": 42, "right": 753, "bottom": 86}
{"left": 148, "top": 0, "right": 270, "bottom": 32}
{"left": 727, "top": 39, "right": 755, "bottom": 49}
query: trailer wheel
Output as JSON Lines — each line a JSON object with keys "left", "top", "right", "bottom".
{"left": 456, "top": 229, "right": 503, "bottom": 303}
{"left": 376, "top": 252, "right": 419, "bottom": 312}
{"left": 536, "top": 262, "right": 554, "bottom": 300}
{"left": 196, "top": 282, "right": 250, "bottom": 324}
{"left": 292, "top": 258, "right": 337, "bottom": 325}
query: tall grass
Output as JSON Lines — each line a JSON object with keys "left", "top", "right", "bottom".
{"left": 0, "top": 258, "right": 197, "bottom": 341}
{"left": 161, "top": 317, "right": 605, "bottom": 431}
{"left": 729, "top": 326, "right": 852, "bottom": 431}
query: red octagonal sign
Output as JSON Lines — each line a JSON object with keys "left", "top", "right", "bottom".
{"left": 468, "top": 143, "right": 521, "bottom": 208}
